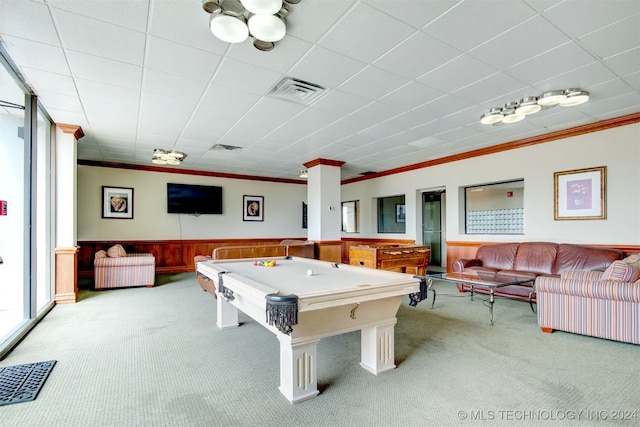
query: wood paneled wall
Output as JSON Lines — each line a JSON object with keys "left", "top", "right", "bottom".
{"left": 78, "top": 237, "right": 419, "bottom": 279}
{"left": 78, "top": 238, "right": 638, "bottom": 282}
{"left": 77, "top": 238, "right": 306, "bottom": 278}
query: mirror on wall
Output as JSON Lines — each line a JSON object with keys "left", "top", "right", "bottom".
{"left": 341, "top": 200, "right": 359, "bottom": 233}
{"left": 465, "top": 179, "right": 524, "bottom": 234}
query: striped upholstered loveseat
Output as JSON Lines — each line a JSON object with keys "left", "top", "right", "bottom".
{"left": 535, "top": 255, "right": 640, "bottom": 344}
{"left": 94, "top": 244, "right": 156, "bottom": 290}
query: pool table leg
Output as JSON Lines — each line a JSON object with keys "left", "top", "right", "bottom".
{"left": 216, "top": 295, "right": 239, "bottom": 329}
{"left": 277, "top": 335, "right": 320, "bottom": 404}
{"left": 360, "top": 319, "right": 397, "bottom": 374}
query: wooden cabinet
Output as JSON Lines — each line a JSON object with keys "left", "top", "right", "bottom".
{"left": 349, "top": 245, "right": 430, "bottom": 276}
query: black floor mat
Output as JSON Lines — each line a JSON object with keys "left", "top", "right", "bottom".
{"left": 0, "top": 360, "right": 56, "bottom": 406}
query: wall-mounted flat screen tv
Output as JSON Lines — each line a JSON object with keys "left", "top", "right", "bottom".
{"left": 167, "top": 183, "right": 223, "bottom": 214}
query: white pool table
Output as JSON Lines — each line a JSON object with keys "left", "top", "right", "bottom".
{"left": 196, "top": 256, "right": 425, "bottom": 403}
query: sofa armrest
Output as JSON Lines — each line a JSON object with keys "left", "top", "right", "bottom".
{"left": 453, "top": 258, "right": 481, "bottom": 272}
{"left": 194, "top": 255, "right": 212, "bottom": 264}
{"left": 560, "top": 270, "right": 603, "bottom": 281}
{"left": 535, "top": 276, "right": 640, "bottom": 303}
{"left": 94, "top": 254, "right": 155, "bottom": 267}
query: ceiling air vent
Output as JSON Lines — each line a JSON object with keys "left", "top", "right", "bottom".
{"left": 211, "top": 144, "right": 243, "bottom": 152}
{"left": 269, "top": 77, "right": 326, "bottom": 105}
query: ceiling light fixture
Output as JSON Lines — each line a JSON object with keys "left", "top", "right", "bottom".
{"left": 299, "top": 170, "right": 308, "bottom": 178}
{"left": 480, "top": 88, "right": 589, "bottom": 126}
{"left": 152, "top": 148, "right": 187, "bottom": 165}
{"left": 202, "top": 0, "right": 298, "bottom": 50}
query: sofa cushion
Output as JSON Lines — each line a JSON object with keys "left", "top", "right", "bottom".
{"left": 95, "top": 250, "right": 107, "bottom": 259}
{"left": 553, "top": 244, "right": 623, "bottom": 275}
{"left": 107, "top": 244, "right": 126, "bottom": 258}
{"left": 513, "top": 242, "right": 558, "bottom": 275}
{"left": 475, "top": 243, "right": 519, "bottom": 270}
{"left": 601, "top": 260, "right": 640, "bottom": 282}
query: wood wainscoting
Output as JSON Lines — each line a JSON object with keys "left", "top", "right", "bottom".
{"left": 78, "top": 237, "right": 420, "bottom": 283}
{"left": 77, "top": 238, "right": 308, "bottom": 281}
{"left": 78, "top": 239, "right": 637, "bottom": 285}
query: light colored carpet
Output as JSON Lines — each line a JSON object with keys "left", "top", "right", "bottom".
{"left": 1, "top": 273, "right": 637, "bottom": 426}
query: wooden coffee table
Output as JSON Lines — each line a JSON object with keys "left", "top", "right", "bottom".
{"left": 430, "top": 272, "right": 534, "bottom": 325}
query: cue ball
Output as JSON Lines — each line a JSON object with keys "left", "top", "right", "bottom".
{"left": 306, "top": 269, "right": 313, "bottom": 276}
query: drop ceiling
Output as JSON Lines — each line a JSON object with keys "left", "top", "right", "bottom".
{"left": 0, "top": 0, "right": 638, "bottom": 181}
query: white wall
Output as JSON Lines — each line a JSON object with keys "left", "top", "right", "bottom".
{"left": 77, "top": 166, "right": 308, "bottom": 240}
{"left": 341, "top": 123, "right": 640, "bottom": 246}
{"left": 77, "top": 124, "right": 639, "bottom": 245}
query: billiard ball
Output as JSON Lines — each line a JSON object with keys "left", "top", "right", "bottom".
{"left": 306, "top": 269, "right": 313, "bottom": 276}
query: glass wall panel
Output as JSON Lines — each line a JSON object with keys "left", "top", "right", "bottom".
{"left": 0, "top": 60, "right": 27, "bottom": 343}
{"left": 36, "top": 108, "right": 52, "bottom": 313}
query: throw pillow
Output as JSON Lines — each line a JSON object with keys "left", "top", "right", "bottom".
{"left": 601, "top": 260, "right": 640, "bottom": 282}
{"left": 107, "top": 244, "right": 126, "bottom": 258}
{"left": 94, "top": 250, "right": 107, "bottom": 259}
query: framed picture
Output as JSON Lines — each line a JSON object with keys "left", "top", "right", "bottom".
{"left": 243, "top": 195, "right": 264, "bottom": 221}
{"left": 396, "top": 204, "right": 406, "bottom": 223}
{"left": 554, "top": 166, "right": 606, "bottom": 220}
{"left": 102, "top": 186, "right": 134, "bottom": 219}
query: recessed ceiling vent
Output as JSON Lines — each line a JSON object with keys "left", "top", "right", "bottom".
{"left": 211, "top": 144, "right": 243, "bottom": 152}
{"left": 269, "top": 77, "right": 326, "bottom": 104}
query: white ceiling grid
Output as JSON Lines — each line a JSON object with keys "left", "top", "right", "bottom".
{"left": 0, "top": 0, "right": 638, "bottom": 180}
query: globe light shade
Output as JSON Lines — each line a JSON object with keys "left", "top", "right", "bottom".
{"left": 537, "top": 90, "right": 567, "bottom": 107}
{"left": 501, "top": 113, "right": 525, "bottom": 124}
{"left": 480, "top": 107, "right": 503, "bottom": 125}
{"left": 241, "top": 0, "right": 282, "bottom": 15}
{"left": 248, "top": 14, "right": 286, "bottom": 42}
{"left": 210, "top": 12, "right": 249, "bottom": 43}
{"left": 559, "top": 90, "right": 589, "bottom": 106}
{"left": 516, "top": 96, "right": 542, "bottom": 115}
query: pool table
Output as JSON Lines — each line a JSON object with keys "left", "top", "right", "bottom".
{"left": 196, "top": 256, "right": 426, "bottom": 403}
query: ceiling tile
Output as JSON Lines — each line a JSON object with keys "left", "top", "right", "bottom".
{"left": 378, "top": 81, "right": 446, "bottom": 111}
{"left": 0, "top": 0, "right": 58, "bottom": 44}
{"left": 76, "top": 78, "right": 140, "bottom": 107}
{"left": 143, "top": 69, "right": 208, "bottom": 102}
{"left": 67, "top": 50, "right": 142, "bottom": 89}
{"left": 469, "top": 16, "right": 571, "bottom": 70}
{"left": 54, "top": 9, "right": 145, "bottom": 65}
{"left": 0, "top": 36, "right": 70, "bottom": 75}
{"left": 543, "top": 0, "right": 640, "bottom": 38}
{"left": 579, "top": 14, "right": 640, "bottom": 59}
{"left": 338, "top": 66, "right": 410, "bottom": 100}
{"left": 146, "top": 36, "right": 222, "bottom": 81}
{"left": 149, "top": 0, "right": 225, "bottom": 54}
{"left": 49, "top": 0, "right": 149, "bottom": 32}
{"left": 418, "top": 54, "right": 498, "bottom": 94}
{"left": 213, "top": 58, "right": 282, "bottom": 95}
{"left": 507, "top": 41, "right": 596, "bottom": 85}
{"left": 374, "top": 32, "right": 461, "bottom": 80}
{"left": 365, "top": 0, "right": 461, "bottom": 29}
{"left": 423, "top": 0, "right": 537, "bottom": 51}
{"left": 289, "top": 45, "right": 366, "bottom": 89}
{"left": 318, "top": 2, "right": 415, "bottom": 63}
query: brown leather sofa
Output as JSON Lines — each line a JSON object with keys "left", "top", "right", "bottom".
{"left": 194, "top": 240, "right": 315, "bottom": 297}
{"left": 452, "top": 242, "right": 623, "bottom": 302}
